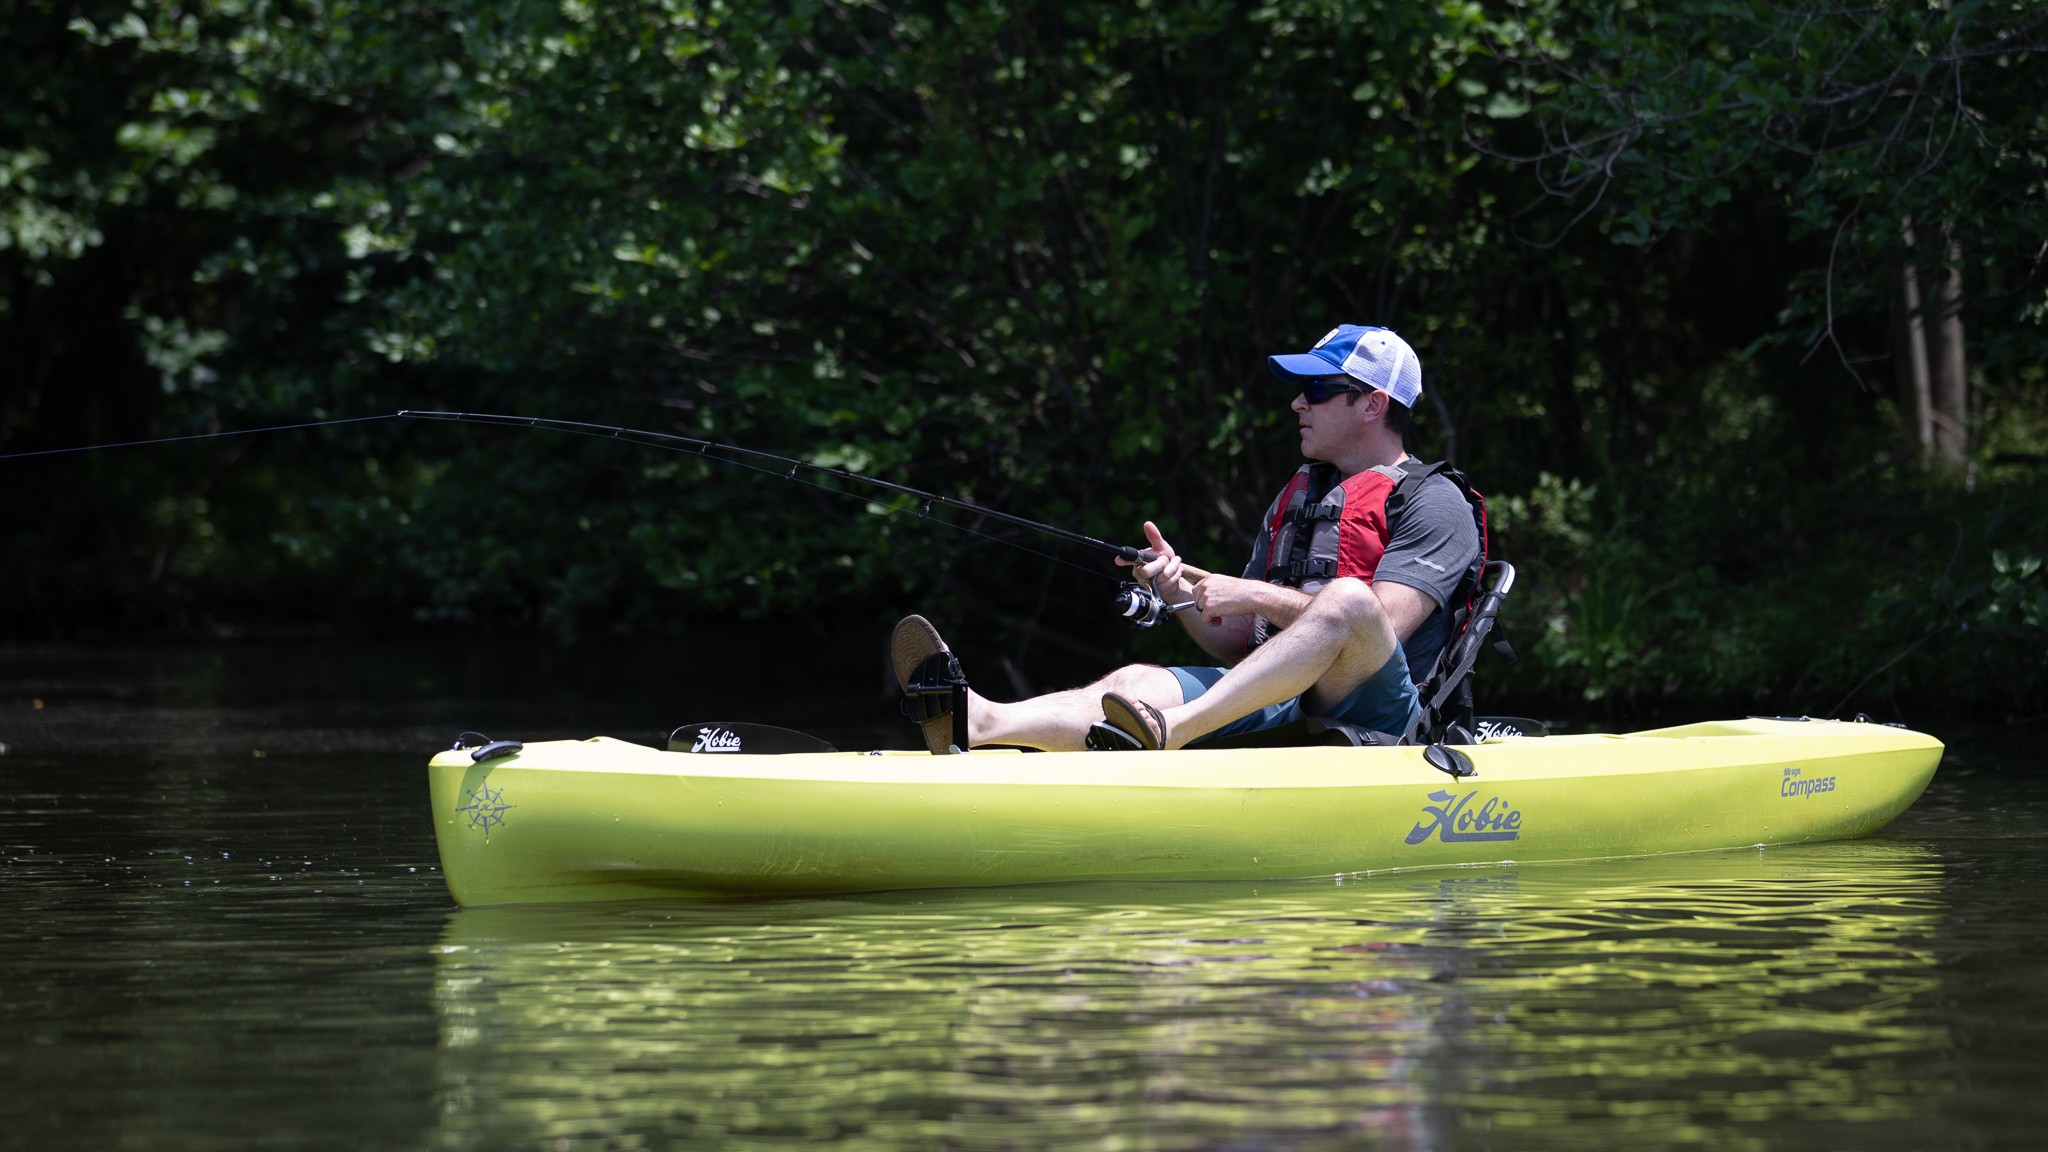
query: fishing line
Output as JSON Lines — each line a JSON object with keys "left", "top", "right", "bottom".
{"left": 3, "top": 408, "right": 1174, "bottom": 608}
{"left": 0, "top": 413, "right": 402, "bottom": 460}
{"left": 405, "top": 411, "right": 1197, "bottom": 623}
{"left": 492, "top": 415, "right": 1118, "bottom": 583}
{"left": 396, "top": 411, "right": 1156, "bottom": 564}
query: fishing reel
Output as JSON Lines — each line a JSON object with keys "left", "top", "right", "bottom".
{"left": 1114, "top": 581, "right": 1195, "bottom": 628}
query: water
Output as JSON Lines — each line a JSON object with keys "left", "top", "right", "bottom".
{"left": 4, "top": 641, "right": 2045, "bottom": 1150}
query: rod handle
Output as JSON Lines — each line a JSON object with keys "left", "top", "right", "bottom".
{"left": 1122, "top": 546, "right": 1211, "bottom": 583}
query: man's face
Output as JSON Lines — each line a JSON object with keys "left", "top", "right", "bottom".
{"left": 1289, "top": 378, "right": 1374, "bottom": 461}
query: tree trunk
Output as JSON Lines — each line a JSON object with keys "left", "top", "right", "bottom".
{"left": 1926, "top": 230, "right": 1970, "bottom": 474}
{"left": 1894, "top": 218, "right": 1934, "bottom": 461}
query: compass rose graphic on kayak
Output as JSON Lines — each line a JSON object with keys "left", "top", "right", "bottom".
{"left": 456, "top": 783, "right": 515, "bottom": 840}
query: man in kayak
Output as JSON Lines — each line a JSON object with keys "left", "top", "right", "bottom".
{"left": 893, "top": 323, "right": 1481, "bottom": 752}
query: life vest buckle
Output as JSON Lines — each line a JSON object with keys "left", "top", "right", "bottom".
{"left": 1281, "top": 503, "right": 1342, "bottom": 527}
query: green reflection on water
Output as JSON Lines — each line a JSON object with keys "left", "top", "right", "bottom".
{"left": 431, "top": 843, "right": 1949, "bottom": 1151}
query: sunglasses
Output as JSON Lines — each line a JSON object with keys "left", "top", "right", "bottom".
{"left": 1299, "top": 376, "right": 1369, "bottom": 404}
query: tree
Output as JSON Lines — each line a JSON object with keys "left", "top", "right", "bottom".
{"left": 1479, "top": 0, "right": 2048, "bottom": 475}
{"left": 4, "top": 0, "right": 2041, "bottom": 715}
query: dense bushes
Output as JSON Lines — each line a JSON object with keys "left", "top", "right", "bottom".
{"left": 2, "top": 0, "right": 2042, "bottom": 718}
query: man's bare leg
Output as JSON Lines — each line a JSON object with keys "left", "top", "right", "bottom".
{"left": 969, "top": 664, "right": 1185, "bottom": 752}
{"left": 1152, "top": 578, "right": 1399, "bottom": 750}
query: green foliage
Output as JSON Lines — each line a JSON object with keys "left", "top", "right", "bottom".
{"left": 1482, "top": 0, "right": 2048, "bottom": 382}
{"left": 1982, "top": 550, "right": 2047, "bottom": 639}
{"left": 1, "top": 0, "right": 2043, "bottom": 716}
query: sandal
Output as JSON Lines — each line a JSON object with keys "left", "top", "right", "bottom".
{"left": 891, "top": 615, "right": 968, "bottom": 754}
{"left": 1084, "top": 721, "right": 1142, "bottom": 752}
{"left": 1099, "top": 692, "right": 1169, "bottom": 752}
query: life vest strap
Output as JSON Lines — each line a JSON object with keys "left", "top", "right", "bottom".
{"left": 1274, "top": 557, "right": 1337, "bottom": 583}
{"left": 1280, "top": 502, "right": 1342, "bottom": 527}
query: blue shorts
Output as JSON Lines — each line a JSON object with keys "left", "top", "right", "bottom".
{"left": 1169, "top": 648, "right": 1420, "bottom": 741}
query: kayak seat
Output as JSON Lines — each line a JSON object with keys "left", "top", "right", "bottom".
{"left": 1405, "top": 560, "right": 1518, "bottom": 746}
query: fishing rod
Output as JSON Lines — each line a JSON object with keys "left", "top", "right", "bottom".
{"left": 1, "top": 409, "right": 1199, "bottom": 626}
{"left": 399, "top": 411, "right": 1143, "bottom": 559}
{"left": 0, "top": 413, "right": 402, "bottom": 459}
{"left": 395, "top": 411, "right": 1204, "bottom": 626}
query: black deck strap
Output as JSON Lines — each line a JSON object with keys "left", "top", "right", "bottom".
{"left": 470, "top": 739, "right": 523, "bottom": 763}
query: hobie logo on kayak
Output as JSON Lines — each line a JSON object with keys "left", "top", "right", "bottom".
{"left": 691, "top": 726, "right": 745, "bottom": 753}
{"left": 1404, "top": 789, "right": 1522, "bottom": 845}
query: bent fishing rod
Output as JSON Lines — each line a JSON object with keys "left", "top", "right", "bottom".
{"left": 400, "top": 410, "right": 1156, "bottom": 559}
{"left": 3, "top": 408, "right": 1203, "bottom": 625}
{"left": 396, "top": 411, "right": 1207, "bottom": 625}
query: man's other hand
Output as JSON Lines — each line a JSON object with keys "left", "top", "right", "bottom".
{"left": 1190, "top": 573, "right": 1265, "bottom": 626}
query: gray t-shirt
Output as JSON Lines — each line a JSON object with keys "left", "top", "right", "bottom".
{"left": 1373, "top": 469, "right": 1482, "bottom": 679}
{"left": 1239, "top": 462, "right": 1480, "bottom": 681}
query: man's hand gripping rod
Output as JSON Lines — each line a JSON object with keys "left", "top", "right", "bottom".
{"left": 1113, "top": 549, "right": 1214, "bottom": 628}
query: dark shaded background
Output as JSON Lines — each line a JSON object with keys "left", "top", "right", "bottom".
{"left": 4, "top": 0, "right": 2043, "bottom": 724}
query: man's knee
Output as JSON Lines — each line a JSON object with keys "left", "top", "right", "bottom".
{"left": 1096, "top": 663, "right": 1185, "bottom": 704}
{"left": 1309, "top": 577, "right": 1385, "bottom": 627}
{"left": 1305, "top": 578, "right": 1400, "bottom": 652}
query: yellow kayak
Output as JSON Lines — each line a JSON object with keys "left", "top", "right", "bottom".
{"left": 426, "top": 717, "right": 1941, "bottom": 905}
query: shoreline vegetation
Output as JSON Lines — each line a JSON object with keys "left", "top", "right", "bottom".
{"left": 4, "top": 1, "right": 2044, "bottom": 722}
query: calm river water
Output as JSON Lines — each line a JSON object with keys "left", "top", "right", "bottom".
{"left": 3, "top": 641, "right": 2044, "bottom": 1150}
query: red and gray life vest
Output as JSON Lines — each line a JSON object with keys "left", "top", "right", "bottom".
{"left": 1247, "top": 459, "right": 1489, "bottom": 655}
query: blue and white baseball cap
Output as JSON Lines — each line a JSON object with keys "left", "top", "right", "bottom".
{"left": 1267, "top": 325, "right": 1422, "bottom": 408}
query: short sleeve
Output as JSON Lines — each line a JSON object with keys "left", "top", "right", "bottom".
{"left": 1374, "top": 474, "right": 1479, "bottom": 608}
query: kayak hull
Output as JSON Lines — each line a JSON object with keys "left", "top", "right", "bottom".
{"left": 426, "top": 718, "right": 1942, "bottom": 905}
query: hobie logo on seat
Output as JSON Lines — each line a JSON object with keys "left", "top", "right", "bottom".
{"left": 691, "top": 726, "right": 744, "bottom": 753}
{"left": 1405, "top": 789, "right": 1522, "bottom": 844}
